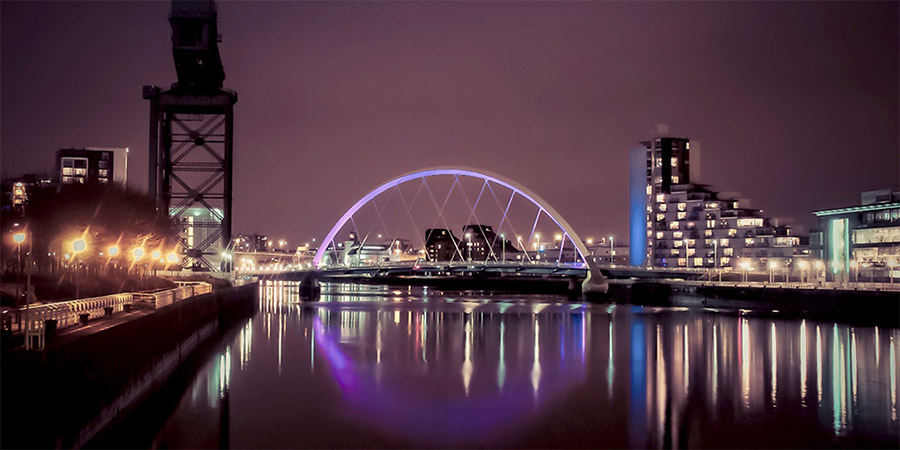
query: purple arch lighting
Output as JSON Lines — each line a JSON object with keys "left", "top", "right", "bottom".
{"left": 314, "top": 167, "right": 591, "bottom": 268}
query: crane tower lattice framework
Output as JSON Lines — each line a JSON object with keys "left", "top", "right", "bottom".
{"left": 143, "top": 0, "right": 237, "bottom": 271}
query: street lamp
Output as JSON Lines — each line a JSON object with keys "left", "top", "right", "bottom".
{"left": 798, "top": 260, "right": 809, "bottom": 283}
{"left": 465, "top": 233, "right": 472, "bottom": 262}
{"left": 814, "top": 260, "right": 825, "bottom": 283}
{"left": 500, "top": 233, "right": 506, "bottom": 262}
{"left": 609, "top": 236, "right": 614, "bottom": 266}
{"left": 768, "top": 260, "right": 778, "bottom": 284}
{"left": 13, "top": 232, "right": 25, "bottom": 305}
{"left": 739, "top": 259, "right": 751, "bottom": 282}
{"left": 107, "top": 246, "right": 119, "bottom": 257}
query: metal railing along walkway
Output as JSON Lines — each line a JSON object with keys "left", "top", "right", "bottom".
{"left": 5, "top": 281, "right": 213, "bottom": 350}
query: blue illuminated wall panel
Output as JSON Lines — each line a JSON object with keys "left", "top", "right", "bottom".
{"left": 629, "top": 146, "right": 647, "bottom": 266}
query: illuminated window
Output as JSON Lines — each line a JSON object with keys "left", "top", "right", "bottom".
{"left": 656, "top": 232, "right": 664, "bottom": 239}
{"left": 646, "top": 185, "right": 652, "bottom": 195}
{"left": 720, "top": 257, "right": 731, "bottom": 265}
{"left": 674, "top": 240, "right": 683, "bottom": 248}
{"left": 694, "top": 257, "right": 704, "bottom": 266}
{"left": 686, "top": 222, "right": 696, "bottom": 230}
{"left": 677, "top": 258, "right": 687, "bottom": 267}
{"left": 737, "top": 218, "right": 763, "bottom": 227}
{"left": 671, "top": 157, "right": 678, "bottom": 166}
{"left": 671, "top": 249, "right": 680, "bottom": 255}
{"left": 706, "top": 220, "right": 716, "bottom": 228}
{"left": 658, "top": 203, "right": 667, "bottom": 212}
{"left": 853, "top": 227, "right": 900, "bottom": 244}
{"left": 656, "top": 214, "right": 666, "bottom": 222}
{"left": 677, "top": 212, "right": 686, "bottom": 220}
{"left": 677, "top": 203, "right": 686, "bottom": 211}
{"left": 724, "top": 248, "right": 734, "bottom": 256}
{"left": 656, "top": 194, "right": 665, "bottom": 203}
{"left": 672, "top": 175, "right": 680, "bottom": 183}
{"left": 706, "top": 202, "right": 719, "bottom": 209}
{"left": 654, "top": 176, "right": 663, "bottom": 185}
{"left": 647, "top": 230, "right": 653, "bottom": 237}
{"left": 646, "top": 205, "right": 652, "bottom": 213}
{"left": 673, "top": 231, "right": 683, "bottom": 239}
{"left": 728, "top": 229, "right": 737, "bottom": 237}
{"left": 705, "top": 239, "right": 714, "bottom": 246}
{"left": 686, "top": 248, "right": 695, "bottom": 257}
{"left": 705, "top": 230, "right": 713, "bottom": 237}
{"left": 669, "top": 221, "right": 680, "bottom": 230}
{"left": 719, "top": 238, "right": 730, "bottom": 247}
{"left": 745, "top": 238, "right": 755, "bottom": 246}
{"left": 686, "top": 239, "right": 695, "bottom": 246}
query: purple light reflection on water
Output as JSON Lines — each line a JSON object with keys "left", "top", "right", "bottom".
{"left": 151, "top": 282, "right": 900, "bottom": 449}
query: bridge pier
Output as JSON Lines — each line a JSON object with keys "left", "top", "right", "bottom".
{"left": 298, "top": 271, "right": 321, "bottom": 299}
{"left": 582, "top": 261, "right": 609, "bottom": 297}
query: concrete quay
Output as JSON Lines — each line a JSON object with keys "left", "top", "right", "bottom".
{"left": 0, "top": 282, "right": 258, "bottom": 449}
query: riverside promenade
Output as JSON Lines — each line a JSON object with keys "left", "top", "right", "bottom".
{"left": 0, "top": 280, "right": 258, "bottom": 449}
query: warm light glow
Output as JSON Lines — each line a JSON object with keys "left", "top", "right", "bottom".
{"left": 814, "top": 260, "right": 825, "bottom": 269}
{"left": 798, "top": 260, "right": 809, "bottom": 270}
{"left": 768, "top": 261, "right": 779, "bottom": 270}
{"left": 167, "top": 252, "right": 178, "bottom": 262}
{"left": 12, "top": 232, "right": 25, "bottom": 243}
{"left": 107, "top": 246, "right": 119, "bottom": 256}
{"left": 152, "top": 250, "right": 161, "bottom": 259}
{"left": 72, "top": 239, "right": 86, "bottom": 252}
{"left": 586, "top": 238, "right": 594, "bottom": 245}
{"left": 554, "top": 233, "right": 562, "bottom": 241}
{"left": 132, "top": 248, "right": 144, "bottom": 260}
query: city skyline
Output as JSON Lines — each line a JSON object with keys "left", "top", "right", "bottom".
{"left": 2, "top": 1, "right": 897, "bottom": 245}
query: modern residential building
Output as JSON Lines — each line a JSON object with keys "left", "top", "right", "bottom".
{"left": 56, "top": 147, "right": 128, "bottom": 185}
{"left": 629, "top": 128, "right": 806, "bottom": 269}
{"left": 812, "top": 189, "right": 900, "bottom": 281}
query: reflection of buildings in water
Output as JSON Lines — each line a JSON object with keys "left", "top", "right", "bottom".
{"left": 290, "top": 298, "right": 589, "bottom": 444}
{"left": 240, "top": 285, "right": 900, "bottom": 445}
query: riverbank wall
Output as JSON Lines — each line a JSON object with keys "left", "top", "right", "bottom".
{"left": 617, "top": 281, "right": 899, "bottom": 327}
{"left": 0, "top": 282, "right": 258, "bottom": 449}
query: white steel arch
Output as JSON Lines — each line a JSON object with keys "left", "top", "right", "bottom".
{"left": 314, "top": 167, "right": 591, "bottom": 268}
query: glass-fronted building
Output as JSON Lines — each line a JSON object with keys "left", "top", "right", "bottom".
{"left": 812, "top": 189, "right": 900, "bottom": 280}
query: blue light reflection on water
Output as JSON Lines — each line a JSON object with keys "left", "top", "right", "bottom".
{"left": 151, "top": 281, "right": 900, "bottom": 448}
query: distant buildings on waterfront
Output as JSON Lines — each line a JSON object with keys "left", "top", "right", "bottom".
{"left": 629, "top": 128, "right": 807, "bottom": 270}
{"left": 56, "top": 147, "right": 128, "bottom": 185}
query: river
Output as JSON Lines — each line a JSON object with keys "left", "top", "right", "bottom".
{"left": 148, "top": 281, "right": 898, "bottom": 448}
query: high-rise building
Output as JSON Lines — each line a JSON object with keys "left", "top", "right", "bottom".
{"left": 56, "top": 147, "right": 128, "bottom": 185}
{"left": 629, "top": 129, "right": 805, "bottom": 269}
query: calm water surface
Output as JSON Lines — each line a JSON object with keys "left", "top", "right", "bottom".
{"left": 152, "top": 281, "right": 899, "bottom": 448}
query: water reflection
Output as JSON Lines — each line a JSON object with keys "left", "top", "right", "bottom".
{"left": 152, "top": 281, "right": 900, "bottom": 448}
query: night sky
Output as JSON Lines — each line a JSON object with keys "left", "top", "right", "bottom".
{"left": 2, "top": 1, "right": 897, "bottom": 246}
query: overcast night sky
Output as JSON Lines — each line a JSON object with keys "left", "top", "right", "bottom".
{"left": 2, "top": 1, "right": 898, "bottom": 245}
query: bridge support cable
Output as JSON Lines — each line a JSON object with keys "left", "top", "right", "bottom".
{"left": 455, "top": 178, "right": 498, "bottom": 262}
{"left": 389, "top": 180, "right": 428, "bottom": 261}
{"left": 529, "top": 207, "right": 544, "bottom": 247}
{"left": 421, "top": 178, "right": 467, "bottom": 262}
{"left": 486, "top": 183, "right": 523, "bottom": 260}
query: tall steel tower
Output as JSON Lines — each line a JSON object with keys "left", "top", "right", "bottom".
{"left": 144, "top": 0, "right": 237, "bottom": 271}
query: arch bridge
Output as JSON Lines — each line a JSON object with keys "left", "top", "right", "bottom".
{"left": 311, "top": 167, "right": 607, "bottom": 294}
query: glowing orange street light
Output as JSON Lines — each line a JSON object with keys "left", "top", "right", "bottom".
{"left": 132, "top": 248, "right": 144, "bottom": 261}
{"left": 108, "top": 246, "right": 120, "bottom": 256}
